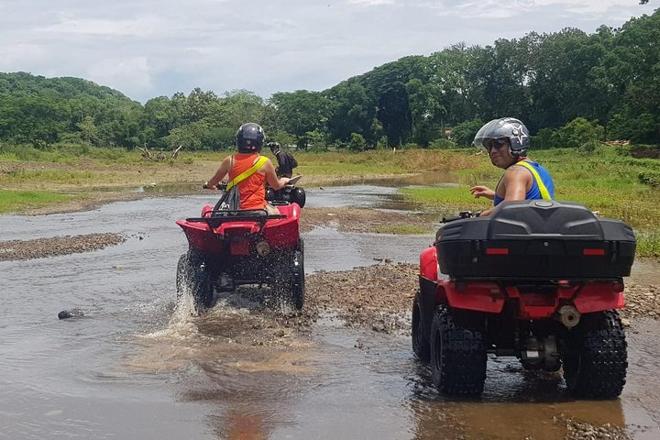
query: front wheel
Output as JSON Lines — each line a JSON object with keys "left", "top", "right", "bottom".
{"left": 561, "top": 310, "right": 627, "bottom": 399}
{"left": 430, "top": 307, "right": 487, "bottom": 396}
{"left": 412, "top": 295, "right": 430, "bottom": 362}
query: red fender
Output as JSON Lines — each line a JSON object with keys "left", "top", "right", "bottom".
{"left": 573, "top": 282, "right": 625, "bottom": 314}
{"left": 420, "top": 246, "right": 437, "bottom": 281}
{"left": 443, "top": 281, "right": 505, "bottom": 314}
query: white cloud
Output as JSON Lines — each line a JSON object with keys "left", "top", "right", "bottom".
{"left": 36, "top": 16, "right": 171, "bottom": 38}
{"left": 86, "top": 57, "right": 153, "bottom": 98}
{"left": 432, "top": 0, "right": 643, "bottom": 19}
{"left": 348, "top": 0, "right": 396, "bottom": 5}
{"left": 0, "top": 0, "right": 652, "bottom": 101}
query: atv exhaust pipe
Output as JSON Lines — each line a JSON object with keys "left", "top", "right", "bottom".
{"left": 557, "top": 305, "right": 581, "bottom": 328}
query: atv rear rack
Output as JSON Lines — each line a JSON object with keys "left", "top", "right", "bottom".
{"left": 186, "top": 209, "right": 285, "bottom": 229}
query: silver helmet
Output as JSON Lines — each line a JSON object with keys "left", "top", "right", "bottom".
{"left": 473, "top": 117, "right": 530, "bottom": 157}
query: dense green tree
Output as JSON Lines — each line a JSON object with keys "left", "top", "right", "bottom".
{"left": 326, "top": 80, "right": 376, "bottom": 143}
{"left": 270, "top": 90, "right": 330, "bottom": 148}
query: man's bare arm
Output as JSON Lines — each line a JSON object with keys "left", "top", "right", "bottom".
{"left": 263, "top": 160, "right": 289, "bottom": 190}
{"left": 206, "top": 157, "right": 232, "bottom": 188}
{"left": 479, "top": 167, "right": 531, "bottom": 217}
{"left": 502, "top": 166, "right": 531, "bottom": 201}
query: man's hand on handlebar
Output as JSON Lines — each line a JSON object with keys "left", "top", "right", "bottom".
{"left": 441, "top": 210, "right": 481, "bottom": 223}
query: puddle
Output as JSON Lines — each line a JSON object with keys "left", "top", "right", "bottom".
{"left": 319, "top": 171, "right": 458, "bottom": 187}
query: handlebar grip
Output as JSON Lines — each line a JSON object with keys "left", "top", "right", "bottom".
{"left": 203, "top": 183, "right": 226, "bottom": 190}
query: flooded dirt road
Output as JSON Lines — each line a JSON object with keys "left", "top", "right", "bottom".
{"left": 1, "top": 185, "right": 659, "bottom": 439}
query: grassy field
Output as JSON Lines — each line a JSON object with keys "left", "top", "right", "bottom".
{"left": 0, "top": 143, "right": 658, "bottom": 256}
{"left": 0, "top": 189, "right": 72, "bottom": 213}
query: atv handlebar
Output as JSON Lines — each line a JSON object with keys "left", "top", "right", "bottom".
{"left": 441, "top": 211, "right": 481, "bottom": 223}
{"left": 203, "top": 182, "right": 227, "bottom": 190}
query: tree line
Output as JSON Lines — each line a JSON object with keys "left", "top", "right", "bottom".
{"left": 0, "top": 10, "right": 657, "bottom": 151}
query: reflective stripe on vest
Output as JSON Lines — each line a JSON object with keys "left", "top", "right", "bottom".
{"left": 226, "top": 156, "right": 269, "bottom": 191}
{"left": 515, "top": 160, "right": 552, "bottom": 200}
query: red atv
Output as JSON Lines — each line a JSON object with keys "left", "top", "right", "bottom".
{"left": 176, "top": 182, "right": 305, "bottom": 314}
{"left": 412, "top": 200, "right": 635, "bottom": 398}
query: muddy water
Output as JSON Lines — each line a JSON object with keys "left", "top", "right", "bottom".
{"left": 1, "top": 186, "right": 659, "bottom": 439}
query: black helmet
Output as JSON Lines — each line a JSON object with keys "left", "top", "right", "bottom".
{"left": 473, "top": 117, "right": 530, "bottom": 157}
{"left": 267, "top": 141, "right": 281, "bottom": 153}
{"left": 236, "top": 123, "right": 265, "bottom": 153}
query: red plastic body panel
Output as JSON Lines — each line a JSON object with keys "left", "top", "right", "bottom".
{"left": 421, "top": 246, "right": 625, "bottom": 318}
{"left": 419, "top": 246, "right": 437, "bottom": 281}
{"left": 442, "top": 282, "right": 505, "bottom": 314}
{"left": 573, "top": 282, "right": 625, "bottom": 314}
{"left": 176, "top": 203, "right": 301, "bottom": 254}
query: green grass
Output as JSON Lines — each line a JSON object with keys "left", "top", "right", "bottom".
{"left": 0, "top": 143, "right": 141, "bottom": 165}
{"left": 637, "top": 231, "right": 660, "bottom": 258}
{"left": 400, "top": 186, "right": 484, "bottom": 209}
{"left": 0, "top": 190, "right": 72, "bottom": 213}
{"left": 373, "top": 224, "right": 432, "bottom": 235}
{"left": 0, "top": 169, "right": 97, "bottom": 186}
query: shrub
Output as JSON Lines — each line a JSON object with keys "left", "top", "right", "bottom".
{"left": 349, "top": 133, "right": 367, "bottom": 151}
{"left": 558, "top": 118, "right": 605, "bottom": 148}
{"left": 451, "top": 119, "right": 483, "bottom": 147}
{"left": 578, "top": 140, "right": 601, "bottom": 154}
{"left": 375, "top": 136, "right": 389, "bottom": 150}
{"left": 532, "top": 128, "right": 561, "bottom": 149}
{"left": 429, "top": 138, "right": 456, "bottom": 149}
{"left": 638, "top": 171, "right": 660, "bottom": 187}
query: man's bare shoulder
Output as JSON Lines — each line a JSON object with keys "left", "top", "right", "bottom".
{"left": 503, "top": 164, "right": 533, "bottom": 184}
{"left": 507, "top": 163, "right": 533, "bottom": 176}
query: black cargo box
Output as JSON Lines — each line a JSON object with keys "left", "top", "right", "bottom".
{"left": 436, "top": 200, "right": 636, "bottom": 280}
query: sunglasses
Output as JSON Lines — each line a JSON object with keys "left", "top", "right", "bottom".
{"left": 483, "top": 139, "right": 510, "bottom": 152}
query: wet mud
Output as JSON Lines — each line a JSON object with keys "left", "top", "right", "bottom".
{"left": 0, "top": 232, "right": 125, "bottom": 261}
{"left": 622, "top": 282, "right": 660, "bottom": 321}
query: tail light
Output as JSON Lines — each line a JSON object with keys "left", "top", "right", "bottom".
{"left": 486, "top": 247, "right": 509, "bottom": 255}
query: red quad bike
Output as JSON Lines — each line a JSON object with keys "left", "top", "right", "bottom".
{"left": 412, "top": 200, "right": 636, "bottom": 398}
{"left": 176, "top": 179, "right": 306, "bottom": 314}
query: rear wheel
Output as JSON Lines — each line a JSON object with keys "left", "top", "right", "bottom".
{"left": 291, "top": 240, "right": 305, "bottom": 310}
{"left": 430, "top": 307, "right": 487, "bottom": 396}
{"left": 176, "top": 250, "right": 214, "bottom": 314}
{"left": 273, "top": 243, "right": 305, "bottom": 310}
{"left": 561, "top": 310, "right": 627, "bottom": 399}
{"left": 412, "top": 295, "right": 430, "bottom": 362}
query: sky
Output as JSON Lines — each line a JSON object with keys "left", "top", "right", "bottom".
{"left": 0, "top": 0, "right": 655, "bottom": 102}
